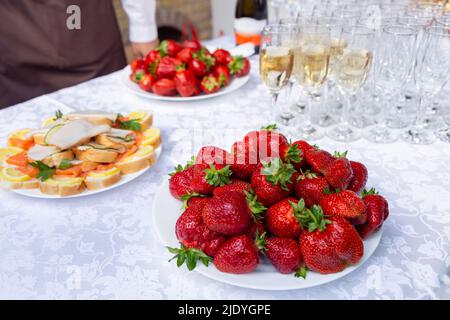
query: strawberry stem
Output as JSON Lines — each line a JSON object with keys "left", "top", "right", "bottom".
{"left": 167, "top": 244, "right": 212, "bottom": 271}
{"left": 261, "top": 158, "right": 296, "bottom": 191}
{"left": 244, "top": 189, "right": 267, "bottom": 221}
{"left": 204, "top": 164, "right": 232, "bottom": 186}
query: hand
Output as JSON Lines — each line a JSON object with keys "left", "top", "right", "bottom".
{"left": 131, "top": 40, "right": 159, "bottom": 59}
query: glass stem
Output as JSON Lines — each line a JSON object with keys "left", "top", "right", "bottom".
{"left": 271, "top": 91, "right": 280, "bottom": 122}
{"left": 341, "top": 94, "right": 352, "bottom": 127}
{"left": 304, "top": 94, "right": 313, "bottom": 130}
{"left": 414, "top": 93, "right": 426, "bottom": 129}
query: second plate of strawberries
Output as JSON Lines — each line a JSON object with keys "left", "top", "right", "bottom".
{"left": 120, "top": 39, "right": 251, "bottom": 101}
{"left": 153, "top": 125, "right": 389, "bottom": 290}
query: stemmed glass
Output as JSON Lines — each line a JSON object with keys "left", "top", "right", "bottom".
{"left": 328, "top": 25, "right": 375, "bottom": 142}
{"left": 259, "top": 24, "right": 295, "bottom": 127}
{"left": 293, "top": 21, "right": 331, "bottom": 140}
{"left": 402, "top": 24, "right": 450, "bottom": 144}
{"left": 364, "top": 24, "right": 418, "bottom": 143}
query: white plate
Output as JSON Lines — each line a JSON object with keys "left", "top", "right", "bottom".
{"left": 118, "top": 66, "right": 251, "bottom": 102}
{"left": 11, "top": 146, "right": 161, "bottom": 199}
{"left": 152, "top": 179, "right": 383, "bottom": 290}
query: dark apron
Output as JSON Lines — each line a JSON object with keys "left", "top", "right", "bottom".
{"left": 0, "top": 0, "right": 127, "bottom": 108}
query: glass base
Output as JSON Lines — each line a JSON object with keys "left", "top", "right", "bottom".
{"left": 364, "top": 125, "right": 398, "bottom": 143}
{"left": 295, "top": 101, "right": 306, "bottom": 115}
{"left": 401, "top": 127, "right": 436, "bottom": 145}
{"left": 296, "top": 123, "right": 324, "bottom": 141}
{"left": 317, "top": 113, "right": 336, "bottom": 127}
{"left": 350, "top": 115, "right": 375, "bottom": 129}
{"left": 386, "top": 116, "right": 412, "bottom": 129}
{"left": 436, "top": 128, "right": 450, "bottom": 143}
{"left": 277, "top": 112, "right": 296, "bottom": 127}
{"left": 327, "top": 125, "right": 360, "bottom": 142}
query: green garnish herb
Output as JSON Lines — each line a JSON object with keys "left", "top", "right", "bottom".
{"left": 29, "top": 161, "right": 56, "bottom": 181}
{"left": 58, "top": 159, "right": 72, "bottom": 170}
{"left": 54, "top": 110, "right": 63, "bottom": 120}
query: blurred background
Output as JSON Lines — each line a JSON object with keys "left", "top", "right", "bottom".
{"left": 113, "top": 0, "right": 238, "bottom": 62}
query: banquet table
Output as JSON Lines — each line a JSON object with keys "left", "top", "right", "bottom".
{"left": 1, "top": 38, "right": 449, "bottom": 300}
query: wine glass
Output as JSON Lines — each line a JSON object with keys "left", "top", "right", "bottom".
{"left": 328, "top": 24, "right": 375, "bottom": 142}
{"left": 364, "top": 24, "right": 419, "bottom": 143}
{"left": 293, "top": 20, "right": 331, "bottom": 140}
{"left": 259, "top": 24, "right": 295, "bottom": 127}
{"left": 402, "top": 24, "right": 450, "bottom": 144}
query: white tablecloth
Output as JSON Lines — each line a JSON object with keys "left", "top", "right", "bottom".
{"left": 1, "top": 45, "right": 449, "bottom": 299}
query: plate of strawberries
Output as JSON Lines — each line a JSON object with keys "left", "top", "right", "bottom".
{"left": 120, "top": 39, "right": 251, "bottom": 101}
{"left": 153, "top": 125, "right": 389, "bottom": 290}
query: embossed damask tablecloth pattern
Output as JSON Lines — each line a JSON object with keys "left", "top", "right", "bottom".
{"left": 0, "top": 52, "right": 449, "bottom": 299}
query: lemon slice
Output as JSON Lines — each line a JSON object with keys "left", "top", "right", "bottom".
{"left": 141, "top": 128, "right": 161, "bottom": 147}
{"left": 0, "top": 147, "right": 24, "bottom": 165}
{"left": 45, "top": 176, "right": 84, "bottom": 186}
{"left": 88, "top": 167, "right": 120, "bottom": 178}
{"left": 44, "top": 123, "right": 64, "bottom": 145}
{"left": 8, "top": 128, "right": 32, "bottom": 141}
{"left": 120, "top": 146, "right": 154, "bottom": 163}
{"left": 1, "top": 167, "right": 31, "bottom": 182}
{"left": 42, "top": 117, "right": 57, "bottom": 127}
{"left": 127, "top": 110, "right": 147, "bottom": 120}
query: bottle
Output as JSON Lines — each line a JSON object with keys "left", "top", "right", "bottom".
{"left": 235, "top": 0, "right": 268, "bottom": 52}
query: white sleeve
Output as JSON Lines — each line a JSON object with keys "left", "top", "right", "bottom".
{"left": 121, "top": 0, "right": 158, "bottom": 42}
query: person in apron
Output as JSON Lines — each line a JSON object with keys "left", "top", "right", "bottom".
{"left": 0, "top": 0, "right": 158, "bottom": 109}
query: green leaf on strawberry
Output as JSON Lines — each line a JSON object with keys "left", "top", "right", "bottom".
{"left": 181, "top": 192, "right": 206, "bottom": 209}
{"left": 333, "top": 150, "right": 348, "bottom": 158}
{"left": 167, "top": 244, "right": 212, "bottom": 271}
{"left": 228, "top": 55, "right": 244, "bottom": 74}
{"left": 244, "top": 189, "right": 267, "bottom": 221}
{"left": 362, "top": 187, "right": 378, "bottom": 197}
{"left": 261, "top": 124, "right": 278, "bottom": 131}
{"left": 255, "top": 230, "right": 267, "bottom": 252}
{"left": 261, "top": 158, "right": 296, "bottom": 191}
{"left": 295, "top": 265, "right": 308, "bottom": 279}
{"left": 285, "top": 144, "right": 302, "bottom": 164}
{"left": 204, "top": 164, "right": 232, "bottom": 186}
{"left": 301, "top": 205, "right": 332, "bottom": 232}
{"left": 168, "top": 156, "right": 195, "bottom": 177}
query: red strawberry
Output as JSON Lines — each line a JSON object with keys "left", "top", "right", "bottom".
{"left": 182, "top": 40, "right": 202, "bottom": 51}
{"left": 190, "top": 163, "right": 232, "bottom": 195}
{"left": 129, "top": 69, "right": 145, "bottom": 83}
{"left": 230, "top": 141, "right": 258, "bottom": 180}
{"left": 265, "top": 197, "right": 305, "bottom": 238}
{"left": 138, "top": 73, "right": 156, "bottom": 92}
{"left": 158, "top": 40, "right": 182, "bottom": 57}
{"left": 228, "top": 56, "right": 250, "bottom": 77}
{"left": 202, "top": 192, "right": 253, "bottom": 235}
{"left": 174, "top": 69, "right": 200, "bottom": 97}
{"left": 245, "top": 221, "right": 266, "bottom": 239}
{"left": 319, "top": 190, "right": 366, "bottom": 224}
{"left": 356, "top": 188, "right": 389, "bottom": 239}
{"left": 195, "top": 146, "right": 231, "bottom": 166}
{"left": 291, "top": 140, "right": 314, "bottom": 170}
{"left": 213, "top": 49, "right": 233, "bottom": 65}
{"left": 347, "top": 161, "right": 368, "bottom": 193}
{"left": 212, "top": 180, "right": 251, "bottom": 198}
{"left": 299, "top": 206, "right": 364, "bottom": 274}
{"left": 304, "top": 148, "right": 334, "bottom": 173}
{"left": 130, "top": 58, "right": 145, "bottom": 73}
{"left": 152, "top": 78, "right": 177, "bottom": 96}
{"left": 176, "top": 47, "right": 195, "bottom": 64}
{"left": 200, "top": 74, "right": 220, "bottom": 94}
{"left": 174, "top": 197, "right": 227, "bottom": 258}
{"left": 168, "top": 158, "right": 195, "bottom": 199}
{"left": 294, "top": 171, "right": 330, "bottom": 207}
{"left": 251, "top": 158, "right": 297, "bottom": 207}
{"left": 263, "top": 236, "right": 303, "bottom": 275}
{"left": 213, "top": 235, "right": 260, "bottom": 274}
{"left": 155, "top": 56, "right": 184, "bottom": 79}
{"left": 322, "top": 152, "right": 354, "bottom": 190}
{"left": 145, "top": 49, "right": 161, "bottom": 65}
{"left": 213, "top": 65, "right": 231, "bottom": 87}
{"left": 189, "top": 59, "right": 208, "bottom": 77}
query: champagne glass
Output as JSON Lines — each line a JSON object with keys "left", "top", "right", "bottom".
{"left": 260, "top": 24, "right": 295, "bottom": 126}
{"left": 328, "top": 24, "right": 375, "bottom": 142}
{"left": 402, "top": 24, "right": 450, "bottom": 144}
{"left": 365, "top": 24, "right": 418, "bottom": 143}
{"left": 293, "top": 21, "right": 331, "bottom": 140}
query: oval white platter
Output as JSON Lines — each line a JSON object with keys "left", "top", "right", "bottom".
{"left": 118, "top": 66, "right": 251, "bottom": 102}
{"left": 152, "top": 179, "right": 382, "bottom": 291}
{"left": 11, "top": 146, "right": 161, "bottom": 199}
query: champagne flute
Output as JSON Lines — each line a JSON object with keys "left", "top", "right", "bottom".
{"left": 402, "top": 24, "right": 450, "bottom": 144}
{"left": 293, "top": 21, "right": 331, "bottom": 140}
{"left": 260, "top": 24, "right": 295, "bottom": 126}
{"left": 328, "top": 24, "right": 375, "bottom": 142}
{"left": 365, "top": 24, "right": 418, "bottom": 143}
